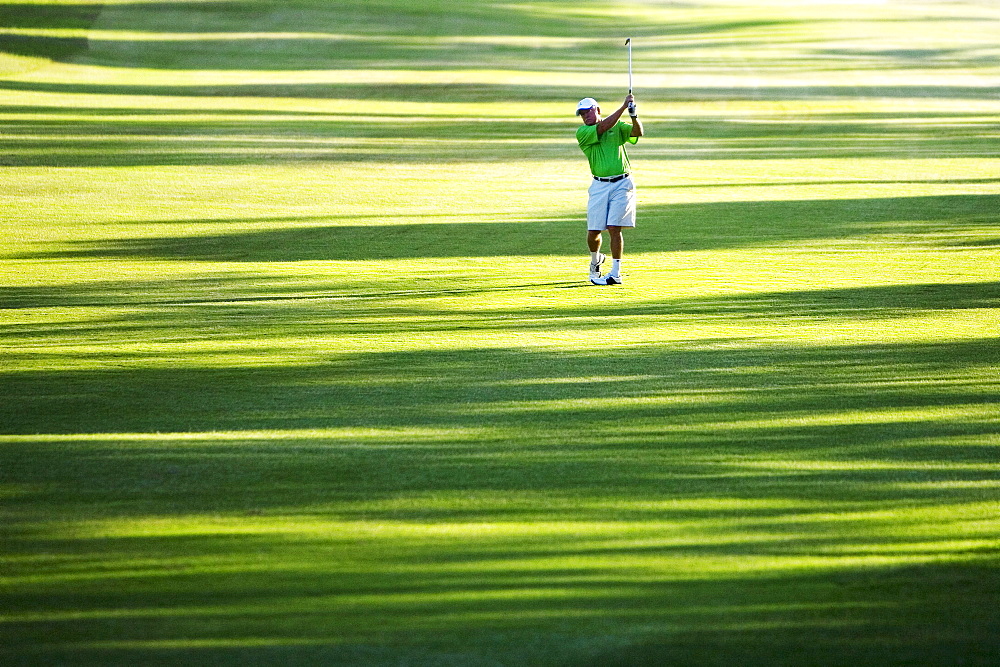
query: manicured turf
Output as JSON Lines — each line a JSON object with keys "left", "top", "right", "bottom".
{"left": 2, "top": 1, "right": 999, "bottom": 664}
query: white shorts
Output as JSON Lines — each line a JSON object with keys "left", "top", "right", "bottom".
{"left": 587, "top": 175, "right": 636, "bottom": 231}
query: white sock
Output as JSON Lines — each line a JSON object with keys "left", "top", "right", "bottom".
{"left": 611, "top": 259, "right": 622, "bottom": 276}
{"left": 591, "top": 251, "right": 602, "bottom": 262}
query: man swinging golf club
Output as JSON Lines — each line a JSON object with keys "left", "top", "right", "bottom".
{"left": 577, "top": 38, "right": 644, "bottom": 285}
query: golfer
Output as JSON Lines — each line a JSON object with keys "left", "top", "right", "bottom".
{"left": 576, "top": 94, "right": 643, "bottom": 285}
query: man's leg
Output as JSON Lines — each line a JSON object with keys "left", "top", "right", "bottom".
{"left": 587, "top": 180, "right": 611, "bottom": 282}
{"left": 588, "top": 230, "right": 605, "bottom": 279}
{"left": 607, "top": 226, "right": 624, "bottom": 278}
{"left": 588, "top": 229, "right": 603, "bottom": 253}
{"left": 608, "top": 226, "right": 623, "bottom": 259}
{"left": 591, "top": 179, "right": 632, "bottom": 285}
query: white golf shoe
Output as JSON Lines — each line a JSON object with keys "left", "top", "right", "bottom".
{"left": 590, "top": 273, "right": 623, "bottom": 286}
{"left": 589, "top": 253, "right": 606, "bottom": 280}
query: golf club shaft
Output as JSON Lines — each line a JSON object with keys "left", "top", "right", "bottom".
{"left": 626, "top": 38, "right": 633, "bottom": 94}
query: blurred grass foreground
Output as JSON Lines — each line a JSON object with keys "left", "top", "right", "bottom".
{"left": 1, "top": 0, "right": 999, "bottom": 664}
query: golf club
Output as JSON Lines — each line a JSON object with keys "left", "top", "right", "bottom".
{"left": 626, "top": 37, "right": 636, "bottom": 115}
{"left": 626, "top": 37, "right": 632, "bottom": 94}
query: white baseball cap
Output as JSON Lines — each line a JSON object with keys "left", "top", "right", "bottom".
{"left": 576, "top": 97, "right": 599, "bottom": 115}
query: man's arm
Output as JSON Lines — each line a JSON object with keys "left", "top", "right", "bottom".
{"left": 630, "top": 112, "right": 644, "bottom": 138}
{"left": 597, "top": 94, "right": 634, "bottom": 136}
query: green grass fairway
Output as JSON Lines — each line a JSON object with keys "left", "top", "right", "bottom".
{"left": 2, "top": 0, "right": 1000, "bottom": 664}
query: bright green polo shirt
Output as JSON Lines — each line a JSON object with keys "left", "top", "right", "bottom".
{"left": 576, "top": 121, "right": 638, "bottom": 177}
